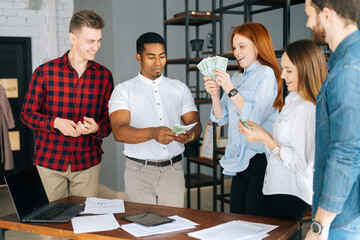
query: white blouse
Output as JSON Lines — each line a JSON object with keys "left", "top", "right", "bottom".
{"left": 262, "top": 92, "right": 315, "bottom": 205}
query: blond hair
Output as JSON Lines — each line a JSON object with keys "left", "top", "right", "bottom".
{"left": 69, "top": 9, "right": 104, "bottom": 33}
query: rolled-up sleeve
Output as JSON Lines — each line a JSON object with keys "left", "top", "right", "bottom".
{"left": 108, "top": 84, "right": 129, "bottom": 115}
{"left": 210, "top": 93, "right": 229, "bottom": 126}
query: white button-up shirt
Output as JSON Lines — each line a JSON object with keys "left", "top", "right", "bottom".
{"left": 108, "top": 73, "right": 197, "bottom": 161}
{"left": 262, "top": 92, "right": 315, "bottom": 205}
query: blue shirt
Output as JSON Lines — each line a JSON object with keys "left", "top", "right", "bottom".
{"left": 210, "top": 61, "right": 279, "bottom": 176}
{"left": 314, "top": 30, "right": 360, "bottom": 230}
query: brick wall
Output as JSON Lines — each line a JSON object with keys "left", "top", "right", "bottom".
{"left": 0, "top": 0, "right": 74, "bottom": 71}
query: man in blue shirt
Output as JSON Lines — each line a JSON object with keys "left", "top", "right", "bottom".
{"left": 305, "top": 0, "right": 360, "bottom": 239}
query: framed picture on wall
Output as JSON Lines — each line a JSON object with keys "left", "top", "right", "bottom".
{"left": 199, "top": 123, "right": 221, "bottom": 160}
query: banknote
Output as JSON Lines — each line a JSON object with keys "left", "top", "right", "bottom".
{"left": 171, "top": 122, "right": 198, "bottom": 134}
{"left": 235, "top": 110, "right": 251, "bottom": 130}
{"left": 197, "top": 56, "right": 228, "bottom": 79}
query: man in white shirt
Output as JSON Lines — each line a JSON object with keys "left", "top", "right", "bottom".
{"left": 108, "top": 32, "right": 201, "bottom": 208}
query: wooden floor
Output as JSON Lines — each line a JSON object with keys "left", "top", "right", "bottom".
{"left": 0, "top": 184, "right": 310, "bottom": 239}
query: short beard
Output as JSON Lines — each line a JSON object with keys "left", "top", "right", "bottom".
{"left": 152, "top": 74, "right": 161, "bottom": 78}
{"left": 312, "top": 17, "right": 326, "bottom": 45}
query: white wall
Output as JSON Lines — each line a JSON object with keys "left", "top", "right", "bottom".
{"left": 0, "top": 0, "right": 73, "bottom": 70}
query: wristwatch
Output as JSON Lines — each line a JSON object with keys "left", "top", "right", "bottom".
{"left": 228, "top": 88, "right": 238, "bottom": 98}
{"left": 310, "top": 221, "right": 330, "bottom": 235}
{"left": 271, "top": 145, "right": 281, "bottom": 155}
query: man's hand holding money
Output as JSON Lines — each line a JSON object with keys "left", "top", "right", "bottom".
{"left": 174, "top": 130, "right": 194, "bottom": 144}
{"left": 151, "top": 126, "right": 176, "bottom": 145}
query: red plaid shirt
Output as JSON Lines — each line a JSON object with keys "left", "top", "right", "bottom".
{"left": 21, "top": 52, "right": 114, "bottom": 171}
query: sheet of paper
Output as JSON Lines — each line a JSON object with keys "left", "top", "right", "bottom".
{"left": 83, "top": 197, "right": 125, "bottom": 214}
{"left": 188, "top": 220, "right": 278, "bottom": 240}
{"left": 121, "top": 215, "right": 198, "bottom": 237}
{"left": 71, "top": 214, "right": 120, "bottom": 234}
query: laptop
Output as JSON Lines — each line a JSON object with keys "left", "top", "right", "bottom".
{"left": 4, "top": 165, "right": 84, "bottom": 223}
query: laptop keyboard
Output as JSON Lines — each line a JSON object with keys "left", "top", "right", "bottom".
{"left": 34, "top": 203, "right": 74, "bottom": 220}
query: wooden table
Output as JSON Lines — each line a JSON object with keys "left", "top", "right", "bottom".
{"left": 0, "top": 196, "right": 299, "bottom": 240}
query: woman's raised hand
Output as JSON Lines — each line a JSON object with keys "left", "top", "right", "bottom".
{"left": 213, "top": 68, "right": 234, "bottom": 94}
{"left": 204, "top": 76, "right": 220, "bottom": 98}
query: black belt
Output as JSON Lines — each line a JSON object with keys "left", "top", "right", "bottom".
{"left": 126, "top": 154, "right": 182, "bottom": 167}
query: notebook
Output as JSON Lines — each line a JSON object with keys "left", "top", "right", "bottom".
{"left": 4, "top": 165, "right": 84, "bottom": 223}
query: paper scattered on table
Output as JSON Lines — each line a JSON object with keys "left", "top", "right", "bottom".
{"left": 71, "top": 213, "right": 120, "bottom": 234}
{"left": 187, "top": 220, "right": 278, "bottom": 240}
{"left": 83, "top": 197, "right": 125, "bottom": 214}
{"left": 172, "top": 122, "right": 198, "bottom": 134}
{"left": 121, "top": 215, "right": 198, "bottom": 237}
{"left": 197, "top": 56, "right": 228, "bottom": 78}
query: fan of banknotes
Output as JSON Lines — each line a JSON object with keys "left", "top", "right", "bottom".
{"left": 197, "top": 56, "right": 228, "bottom": 79}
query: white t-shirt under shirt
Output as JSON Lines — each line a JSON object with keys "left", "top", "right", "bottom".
{"left": 262, "top": 92, "right": 315, "bottom": 205}
{"left": 108, "top": 73, "right": 197, "bottom": 161}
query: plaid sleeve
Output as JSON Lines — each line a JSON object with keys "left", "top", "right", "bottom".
{"left": 92, "top": 70, "right": 114, "bottom": 139}
{"left": 20, "top": 66, "right": 56, "bottom": 133}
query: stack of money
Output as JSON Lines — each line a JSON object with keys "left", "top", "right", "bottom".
{"left": 197, "top": 56, "right": 228, "bottom": 79}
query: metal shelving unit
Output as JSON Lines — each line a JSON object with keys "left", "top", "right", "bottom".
{"left": 163, "top": 0, "right": 305, "bottom": 212}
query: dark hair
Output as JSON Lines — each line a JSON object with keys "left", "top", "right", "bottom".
{"left": 311, "top": 0, "right": 360, "bottom": 26}
{"left": 230, "top": 22, "right": 284, "bottom": 110}
{"left": 284, "top": 39, "right": 327, "bottom": 104}
{"left": 69, "top": 9, "right": 105, "bottom": 33}
{"left": 136, "top": 32, "right": 166, "bottom": 54}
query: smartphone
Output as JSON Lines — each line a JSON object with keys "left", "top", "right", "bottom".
{"left": 235, "top": 111, "right": 251, "bottom": 130}
{"left": 121, "top": 212, "right": 174, "bottom": 227}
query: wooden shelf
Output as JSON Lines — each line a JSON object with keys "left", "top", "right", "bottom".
{"left": 218, "top": 50, "right": 283, "bottom": 59}
{"left": 187, "top": 65, "right": 239, "bottom": 71}
{"left": 194, "top": 98, "right": 211, "bottom": 104}
{"left": 262, "top": 0, "right": 304, "bottom": 4}
{"left": 215, "top": 147, "right": 225, "bottom": 154}
{"left": 185, "top": 173, "right": 221, "bottom": 188}
{"left": 164, "top": 15, "right": 220, "bottom": 26}
{"left": 167, "top": 57, "right": 203, "bottom": 64}
{"left": 187, "top": 156, "right": 220, "bottom": 167}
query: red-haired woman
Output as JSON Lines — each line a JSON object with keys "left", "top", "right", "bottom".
{"left": 204, "top": 22, "right": 283, "bottom": 214}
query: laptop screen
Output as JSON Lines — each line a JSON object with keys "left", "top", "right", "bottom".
{"left": 4, "top": 165, "right": 49, "bottom": 219}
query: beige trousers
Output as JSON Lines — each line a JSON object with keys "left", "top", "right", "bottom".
{"left": 36, "top": 163, "right": 101, "bottom": 240}
{"left": 124, "top": 157, "right": 185, "bottom": 208}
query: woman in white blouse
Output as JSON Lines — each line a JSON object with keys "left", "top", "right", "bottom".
{"left": 238, "top": 39, "right": 327, "bottom": 220}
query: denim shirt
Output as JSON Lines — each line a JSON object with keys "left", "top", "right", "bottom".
{"left": 314, "top": 30, "right": 360, "bottom": 230}
{"left": 210, "top": 61, "right": 279, "bottom": 176}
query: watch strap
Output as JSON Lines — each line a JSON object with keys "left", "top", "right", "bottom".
{"left": 228, "top": 88, "right": 238, "bottom": 98}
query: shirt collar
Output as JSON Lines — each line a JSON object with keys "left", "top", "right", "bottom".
{"left": 138, "top": 72, "right": 163, "bottom": 85}
{"left": 327, "top": 30, "right": 360, "bottom": 71}
{"left": 60, "top": 50, "right": 97, "bottom": 70}
{"left": 243, "top": 60, "right": 260, "bottom": 77}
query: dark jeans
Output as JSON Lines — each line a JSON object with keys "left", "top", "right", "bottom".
{"left": 230, "top": 153, "right": 267, "bottom": 215}
{"left": 264, "top": 194, "right": 310, "bottom": 220}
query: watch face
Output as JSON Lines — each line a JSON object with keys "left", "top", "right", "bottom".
{"left": 228, "top": 88, "right": 238, "bottom": 97}
{"left": 311, "top": 222, "right": 321, "bottom": 234}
